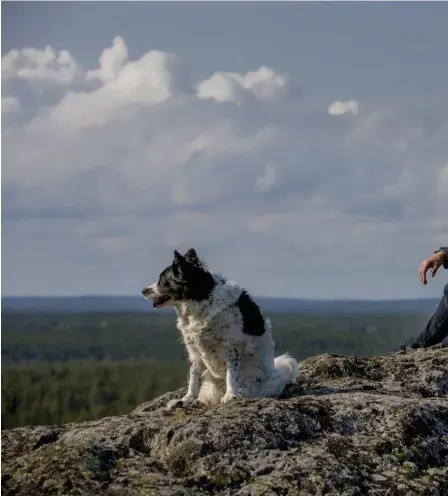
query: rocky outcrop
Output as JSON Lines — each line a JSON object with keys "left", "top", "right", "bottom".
{"left": 2, "top": 346, "right": 448, "bottom": 495}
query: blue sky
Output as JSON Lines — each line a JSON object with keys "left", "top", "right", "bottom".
{"left": 2, "top": 2, "right": 448, "bottom": 298}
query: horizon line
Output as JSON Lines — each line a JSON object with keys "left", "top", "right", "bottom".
{"left": 1, "top": 294, "right": 440, "bottom": 302}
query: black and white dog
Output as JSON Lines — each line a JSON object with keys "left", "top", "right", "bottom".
{"left": 142, "top": 249, "right": 299, "bottom": 410}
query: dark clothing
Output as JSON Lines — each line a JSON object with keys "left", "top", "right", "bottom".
{"left": 443, "top": 247, "right": 448, "bottom": 269}
{"left": 409, "top": 283, "right": 448, "bottom": 348}
{"left": 404, "top": 247, "right": 448, "bottom": 349}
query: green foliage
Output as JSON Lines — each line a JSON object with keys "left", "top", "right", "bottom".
{"left": 1, "top": 310, "right": 428, "bottom": 429}
{"left": 1, "top": 312, "right": 186, "bottom": 364}
{"left": 2, "top": 311, "right": 426, "bottom": 364}
{"left": 2, "top": 359, "right": 187, "bottom": 428}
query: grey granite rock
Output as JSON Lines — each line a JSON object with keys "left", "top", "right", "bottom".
{"left": 2, "top": 346, "right": 447, "bottom": 495}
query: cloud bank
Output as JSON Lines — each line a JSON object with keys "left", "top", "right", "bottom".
{"left": 2, "top": 38, "right": 447, "bottom": 297}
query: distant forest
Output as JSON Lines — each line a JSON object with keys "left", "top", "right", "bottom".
{"left": 2, "top": 309, "right": 429, "bottom": 428}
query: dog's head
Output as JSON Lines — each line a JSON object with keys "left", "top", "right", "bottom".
{"left": 142, "top": 248, "right": 215, "bottom": 308}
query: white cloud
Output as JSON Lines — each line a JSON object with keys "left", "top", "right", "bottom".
{"left": 328, "top": 100, "right": 359, "bottom": 116}
{"left": 2, "top": 46, "right": 82, "bottom": 85}
{"left": 51, "top": 49, "right": 192, "bottom": 128}
{"left": 196, "top": 66, "right": 287, "bottom": 105}
{"left": 2, "top": 37, "right": 447, "bottom": 297}
{"left": 86, "top": 36, "right": 129, "bottom": 83}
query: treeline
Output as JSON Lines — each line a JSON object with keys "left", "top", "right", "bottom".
{"left": 2, "top": 312, "right": 185, "bottom": 364}
{"left": 2, "top": 359, "right": 187, "bottom": 429}
{"left": 1, "top": 310, "right": 429, "bottom": 428}
{"left": 2, "top": 311, "right": 426, "bottom": 364}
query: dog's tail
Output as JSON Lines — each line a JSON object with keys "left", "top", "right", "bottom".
{"left": 274, "top": 353, "right": 300, "bottom": 384}
{"left": 261, "top": 353, "right": 299, "bottom": 397}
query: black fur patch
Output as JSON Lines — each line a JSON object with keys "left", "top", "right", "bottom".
{"left": 237, "top": 291, "right": 266, "bottom": 336}
{"left": 156, "top": 253, "right": 215, "bottom": 303}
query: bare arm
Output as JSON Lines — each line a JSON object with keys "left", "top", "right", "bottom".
{"left": 419, "top": 248, "right": 448, "bottom": 285}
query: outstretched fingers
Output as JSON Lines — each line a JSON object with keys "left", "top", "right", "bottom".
{"left": 430, "top": 262, "right": 441, "bottom": 279}
{"left": 419, "top": 260, "right": 429, "bottom": 285}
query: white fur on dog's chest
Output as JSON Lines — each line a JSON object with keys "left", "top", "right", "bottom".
{"left": 178, "top": 319, "right": 228, "bottom": 377}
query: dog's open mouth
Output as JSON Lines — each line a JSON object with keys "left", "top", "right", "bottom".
{"left": 152, "top": 294, "right": 171, "bottom": 308}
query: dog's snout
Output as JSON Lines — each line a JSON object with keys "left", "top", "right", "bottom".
{"left": 142, "top": 285, "right": 156, "bottom": 298}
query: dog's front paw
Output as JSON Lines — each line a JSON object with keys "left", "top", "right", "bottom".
{"left": 221, "top": 392, "right": 237, "bottom": 404}
{"left": 166, "top": 395, "right": 195, "bottom": 412}
{"left": 166, "top": 399, "right": 183, "bottom": 411}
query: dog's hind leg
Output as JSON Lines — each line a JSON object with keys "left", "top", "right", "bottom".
{"left": 198, "top": 370, "right": 224, "bottom": 406}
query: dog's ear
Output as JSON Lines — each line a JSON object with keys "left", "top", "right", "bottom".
{"left": 184, "top": 248, "right": 198, "bottom": 263}
{"left": 173, "top": 250, "right": 183, "bottom": 263}
{"left": 173, "top": 250, "right": 184, "bottom": 274}
{"left": 173, "top": 249, "right": 190, "bottom": 276}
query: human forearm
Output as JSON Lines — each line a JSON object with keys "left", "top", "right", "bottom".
{"left": 435, "top": 247, "right": 448, "bottom": 269}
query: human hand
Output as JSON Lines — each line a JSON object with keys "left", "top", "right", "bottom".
{"left": 419, "top": 252, "right": 446, "bottom": 285}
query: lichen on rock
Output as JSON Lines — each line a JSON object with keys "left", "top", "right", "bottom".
{"left": 2, "top": 347, "right": 447, "bottom": 495}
